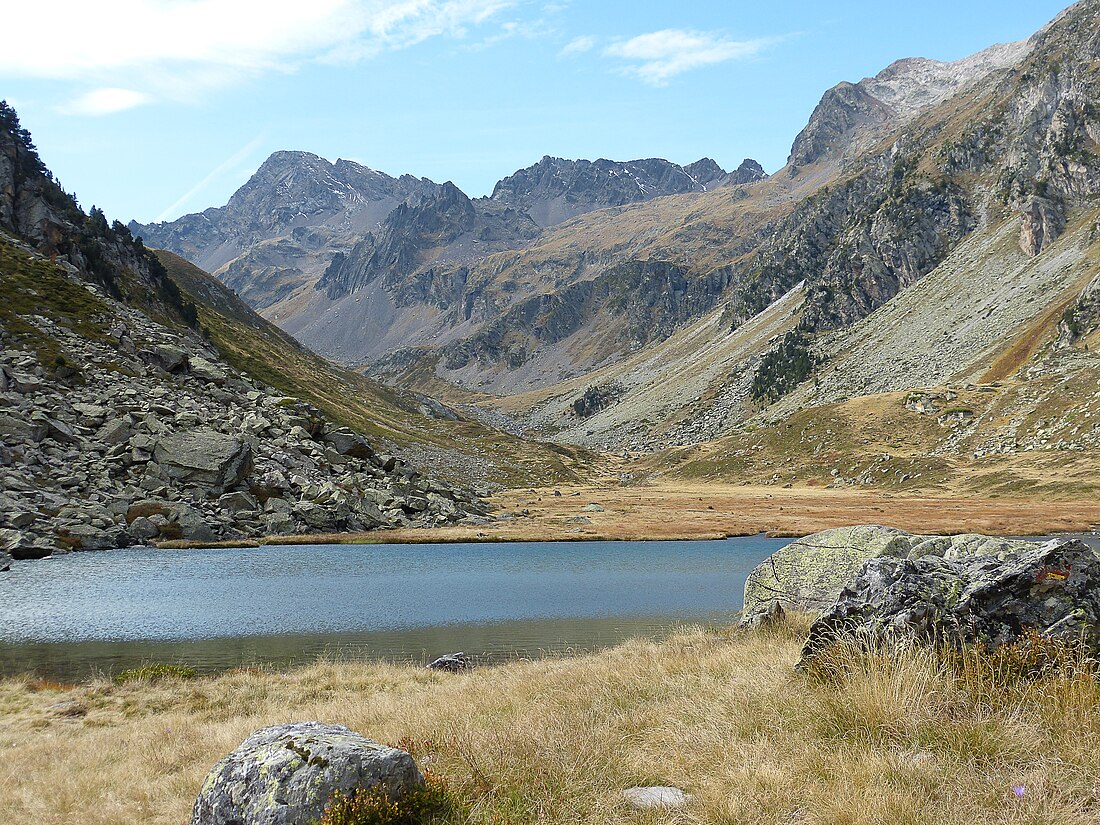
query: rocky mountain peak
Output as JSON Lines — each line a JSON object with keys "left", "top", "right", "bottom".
{"left": 489, "top": 155, "right": 728, "bottom": 228}
{"left": 726, "top": 158, "right": 768, "bottom": 186}
{"left": 788, "top": 36, "right": 1033, "bottom": 170}
{"left": 682, "top": 157, "right": 726, "bottom": 187}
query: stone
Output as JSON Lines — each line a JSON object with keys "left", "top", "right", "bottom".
{"left": 582, "top": 503, "right": 605, "bottom": 512}
{"left": 800, "top": 539, "right": 1100, "bottom": 667}
{"left": 0, "top": 528, "right": 52, "bottom": 559}
{"left": 322, "top": 426, "right": 375, "bottom": 459}
{"left": 741, "top": 526, "right": 1037, "bottom": 626}
{"left": 189, "top": 356, "right": 228, "bottom": 385}
{"left": 168, "top": 503, "right": 217, "bottom": 543}
{"left": 62, "top": 524, "right": 116, "bottom": 551}
{"left": 426, "top": 652, "right": 473, "bottom": 672}
{"left": 140, "top": 344, "right": 189, "bottom": 373}
{"left": 189, "top": 722, "right": 422, "bottom": 825}
{"left": 622, "top": 786, "right": 693, "bottom": 810}
{"left": 154, "top": 429, "right": 253, "bottom": 494}
{"left": 97, "top": 419, "right": 131, "bottom": 446}
{"left": 129, "top": 516, "right": 160, "bottom": 541}
{"left": 0, "top": 552, "right": 11, "bottom": 572}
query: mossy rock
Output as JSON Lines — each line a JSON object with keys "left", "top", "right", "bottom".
{"left": 190, "top": 723, "right": 422, "bottom": 825}
{"left": 741, "top": 525, "right": 1038, "bottom": 625}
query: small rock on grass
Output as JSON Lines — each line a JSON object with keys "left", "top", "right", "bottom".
{"left": 622, "top": 786, "right": 693, "bottom": 809}
{"left": 426, "top": 652, "right": 473, "bottom": 672}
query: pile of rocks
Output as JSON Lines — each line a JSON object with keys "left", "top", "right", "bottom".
{"left": 0, "top": 283, "right": 486, "bottom": 560}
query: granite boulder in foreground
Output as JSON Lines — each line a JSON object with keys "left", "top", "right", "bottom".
{"left": 799, "top": 538, "right": 1100, "bottom": 667}
{"left": 190, "top": 722, "right": 422, "bottom": 825}
{"left": 741, "top": 525, "right": 1038, "bottom": 626}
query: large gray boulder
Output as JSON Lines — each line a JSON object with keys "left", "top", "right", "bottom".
{"left": 741, "top": 525, "right": 1037, "bottom": 626}
{"left": 190, "top": 722, "right": 422, "bottom": 825}
{"left": 322, "top": 426, "right": 374, "bottom": 459}
{"left": 154, "top": 429, "right": 253, "bottom": 494}
{"left": 800, "top": 538, "right": 1100, "bottom": 667}
{"left": 0, "top": 528, "right": 53, "bottom": 560}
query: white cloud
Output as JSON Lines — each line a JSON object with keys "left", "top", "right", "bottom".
{"left": 1, "top": 0, "right": 516, "bottom": 112}
{"left": 559, "top": 35, "right": 596, "bottom": 57}
{"left": 62, "top": 88, "right": 152, "bottom": 116}
{"left": 604, "top": 29, "right": 774, "bottom": 86}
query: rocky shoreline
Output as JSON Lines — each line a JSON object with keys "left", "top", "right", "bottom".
{"left": 0, "top": 246, "right": 488, "bottom": 565}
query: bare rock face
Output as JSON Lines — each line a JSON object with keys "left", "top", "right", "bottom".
{"left": 1019, "top": 196, "right": 1066, "bottom": 256}
{"left": 799, "top": 538, "right": 1100, "bottom": 667}
{"left": 190, "top": 722, "right": 422, "bottom": 825}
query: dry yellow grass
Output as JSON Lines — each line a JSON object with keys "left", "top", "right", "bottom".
{"left": 303, "top": 483, "right": 1100, "bottom": 547}
{"left": 5, "top": 619, "right": 1100, "bottom": 824}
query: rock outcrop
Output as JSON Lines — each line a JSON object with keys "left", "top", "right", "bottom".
{"left": 190, "top": 722, "right": 422, "bottom": 825}
{"left": 741, "top": 526, "right": 1037, "bottom": 625}
{"left": 800, "top": 538, "right": 1100, "bottom": 666}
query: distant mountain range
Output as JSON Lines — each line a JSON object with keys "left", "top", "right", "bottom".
{"left": 133, "top": 0, "right": 1100, "bottom": 498}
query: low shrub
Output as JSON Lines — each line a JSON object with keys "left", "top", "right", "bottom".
{"left": 316, "top": 773, "right": 459, "bottom": 825}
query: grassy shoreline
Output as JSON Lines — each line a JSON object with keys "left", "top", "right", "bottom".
{"left": 6, "top": 618, "right": 1100, "bottom": 824}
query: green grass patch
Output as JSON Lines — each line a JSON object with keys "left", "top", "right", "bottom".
{"left": 113, "top": 664, "right": 197, "bottom": 684}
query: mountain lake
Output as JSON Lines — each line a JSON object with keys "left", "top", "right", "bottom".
{"left": 0, "top": 536, "right": 792, "bottom": 681}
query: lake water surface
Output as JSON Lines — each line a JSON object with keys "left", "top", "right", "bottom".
{"left": 0, "top": 537, "right": 788, "bottom": 680}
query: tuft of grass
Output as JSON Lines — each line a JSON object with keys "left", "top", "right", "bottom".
{"left": 113, "top": 664, "right": 197, "bottom": 684}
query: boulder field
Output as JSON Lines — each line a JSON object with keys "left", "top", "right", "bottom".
{"left": 0, "top": 273, "right": 487, "bottom": 559}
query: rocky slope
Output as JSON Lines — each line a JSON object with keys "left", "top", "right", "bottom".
{"left": 0, "top": 103, "right": 494, "bottom": 562}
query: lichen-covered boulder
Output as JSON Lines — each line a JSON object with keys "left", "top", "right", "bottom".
{"left": 190, "top": 722, "right": 422, "bottom": 825}
{"left": 741, "top": 525, "right": 1037, "bottom": 626}
{"left": 799, "top": 538, "right": 1100, "bottom": 667}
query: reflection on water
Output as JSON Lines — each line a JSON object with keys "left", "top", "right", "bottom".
{"left": 0, "top": 614, "right": 738, "bottom": 682}
{"left": 0, "top": 537, "right": 787, "bottom": 680}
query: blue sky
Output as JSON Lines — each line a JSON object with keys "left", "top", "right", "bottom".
{"left": 1, "top": 0, "right": 1072, "bottom": 225}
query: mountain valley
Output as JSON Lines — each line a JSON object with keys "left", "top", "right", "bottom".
{"left": 130, "top": 0, "right": 1100, "bottom": 507}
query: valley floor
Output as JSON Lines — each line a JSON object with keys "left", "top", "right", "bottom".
{"left": 212, "top": 483, "right": 1100, "bottom": 548}
{"left": 5, "top": 619, "right": 1100, "bottom": 824}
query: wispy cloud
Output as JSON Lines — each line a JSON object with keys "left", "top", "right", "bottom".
{"left": 559, "top": 35, "right": 596, "bottom": 57}
{"left": 1, "top": 0, "right": 517, "bottom": 114}
{"left": 62, "top": 88, "right": 152, "bottom": 116}
{"left": 604, "top": 29, "right": 776, "bottom": 86}
{"left": 152, "top": 133, "right": 269, "bottom": 222}
{"left": 464, "top": 17, "right": 556, "bottom": 51}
